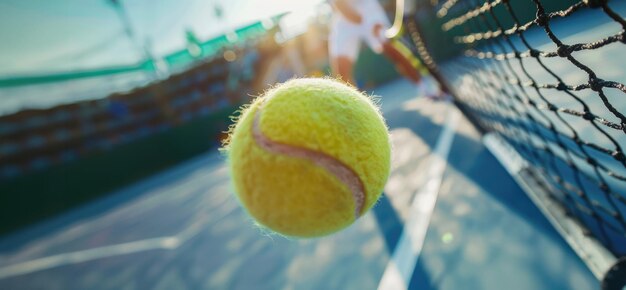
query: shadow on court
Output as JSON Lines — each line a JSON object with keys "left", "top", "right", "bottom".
{"left": 372, "top": 194, "right": 403, "bottom": 252}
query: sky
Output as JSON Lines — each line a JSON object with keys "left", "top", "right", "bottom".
{"left": 0, "top": 0, "right": 324, "bottom": 77}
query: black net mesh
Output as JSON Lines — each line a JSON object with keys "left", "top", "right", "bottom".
{"left": 405, "top": 0, "right": 626, "bottom": 256}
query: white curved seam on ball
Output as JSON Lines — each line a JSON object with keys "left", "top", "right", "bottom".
{"left": 252, "top": 107, "right": 366, "bottom": 218}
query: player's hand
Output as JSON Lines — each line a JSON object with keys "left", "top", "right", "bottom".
{"left": 345, "top": 13, "right": 362, "bottom": 24}
{"left": 372, "top": 23, "right": 383, "bottom": 38}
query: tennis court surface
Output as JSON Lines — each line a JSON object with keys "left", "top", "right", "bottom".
{"left": 0, "top": 79, "right": 599, "bottom": 289}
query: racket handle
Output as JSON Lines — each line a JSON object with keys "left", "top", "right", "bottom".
{"left": 385, "top": 0, "right": 405, "bottom": 39}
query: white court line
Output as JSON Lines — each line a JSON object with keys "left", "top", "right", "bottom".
{"left": 0, "top": 237, "right": 178, "bottom": 280}
{"left": 378, "top": 108, "right": 460, "bottom": 290}
{"left": 0, "top": 214, "right": 210, "bottom": 280}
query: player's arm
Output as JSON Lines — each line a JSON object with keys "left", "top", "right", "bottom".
{"left": 332, "top": 0, "right": 362, "bottom": 24}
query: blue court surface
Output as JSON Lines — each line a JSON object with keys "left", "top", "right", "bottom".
{"left": 0, "top": 78, "right": 598, "bottom": 289}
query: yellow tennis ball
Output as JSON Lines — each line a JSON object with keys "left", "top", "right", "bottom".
{"left": 225, "top": 78, "right": 391, "bottom": 238}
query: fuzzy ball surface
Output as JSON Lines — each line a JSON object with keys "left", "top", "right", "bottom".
{"left": 226, "top": 78, "right": 391, "bottom": 238}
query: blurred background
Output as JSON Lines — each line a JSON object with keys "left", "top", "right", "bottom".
{"left": 0, "top": 0, "right": 404, "bottom": 233}
{"left": 0, "top": 0, "right": 624, "bottom": 289}
{"left": 1, "top": 0, "right": 418, "bottom": 234}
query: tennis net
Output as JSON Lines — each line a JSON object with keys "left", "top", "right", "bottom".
{"left": 399, "top": 0, "right": 626, "bottom": 287}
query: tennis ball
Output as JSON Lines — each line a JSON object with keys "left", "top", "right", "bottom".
{"left": 225, "top": 78, "right": 391, "bottom": 238}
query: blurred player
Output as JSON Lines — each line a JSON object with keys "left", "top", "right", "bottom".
{"left": 328, "top": 0, "right": 442, "bottom": 98}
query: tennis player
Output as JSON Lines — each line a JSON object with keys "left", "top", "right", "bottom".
{"left": 329, "top": 0, "right": 442, "bottom": 99}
